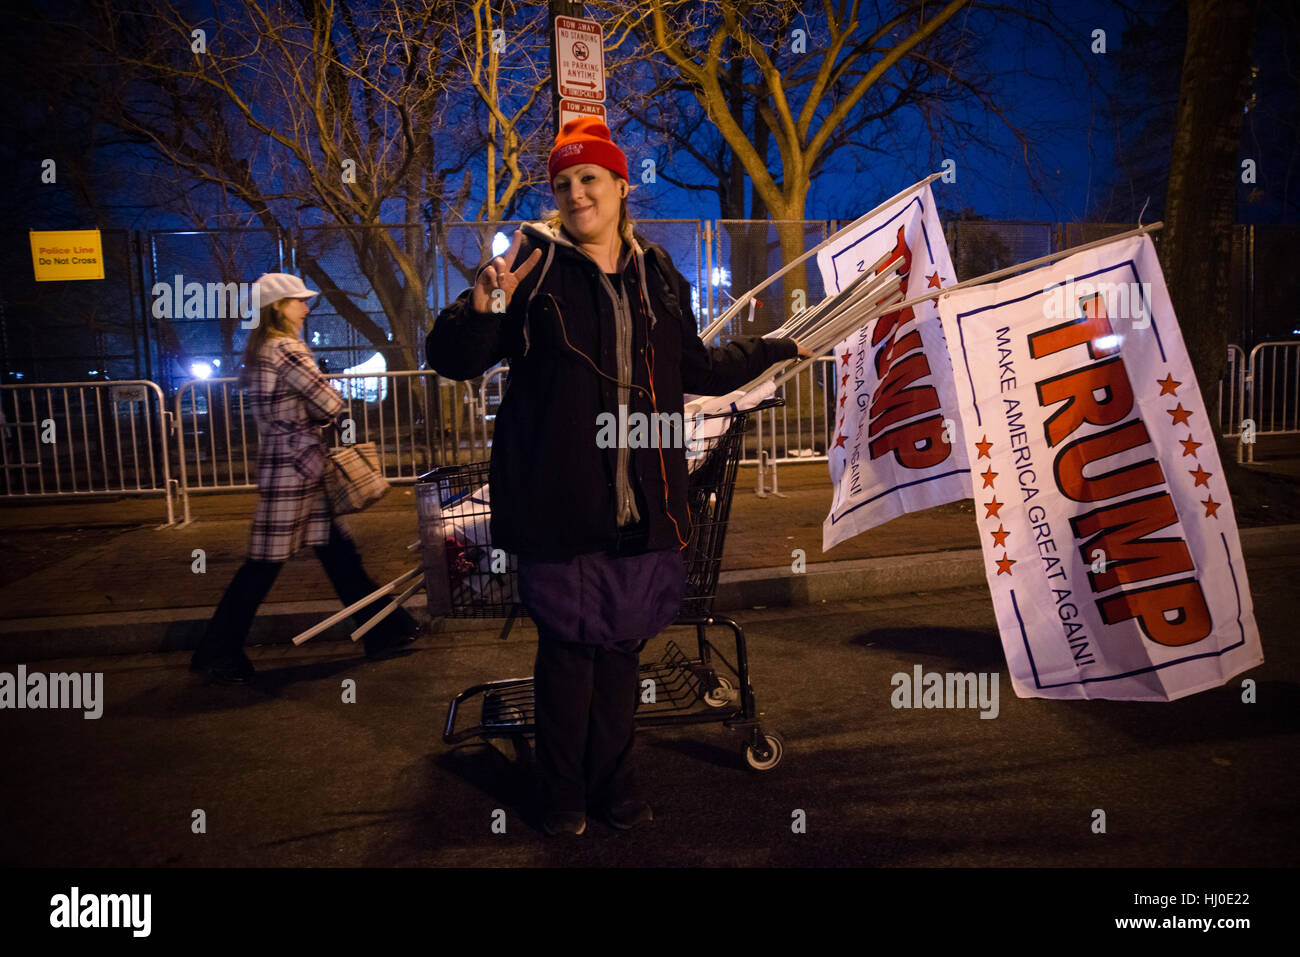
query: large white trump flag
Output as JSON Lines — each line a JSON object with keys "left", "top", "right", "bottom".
{"left": 937, "top": 234, "right": 1262, "bottom": 701}
{"left": 818, "top": 181, "right": 970, "bottom": 550}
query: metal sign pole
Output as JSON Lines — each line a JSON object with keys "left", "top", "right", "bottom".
{"left": 549, "top": 0, "right": 585, "bottom": 138}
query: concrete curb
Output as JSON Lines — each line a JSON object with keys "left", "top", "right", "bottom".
{"left": 5, "top": 523, "right": 1299, "bottom": 662}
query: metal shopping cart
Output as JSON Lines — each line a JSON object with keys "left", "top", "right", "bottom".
{"left": 425, "top": 396, "right": 786, "bottom": 772}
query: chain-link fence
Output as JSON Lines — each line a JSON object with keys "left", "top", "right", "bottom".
{"left": 712, "top": 220, "right": 831, "bottom": 340}
{"left": 3, "top": 220, "right": 1295, "bottom": 393}
{"left": 950, "top": 220, "right": 1053, "bottom": 282}
{"left": 146, "top": 228, "right": 286, "bottom": 393}
{"left": 1251, "top": 225, "right": 1300, "bottom": 343}
{"left": 296, "top": 223, "right": 433, "bottom": 377}
{"left": 1, "top": 228, "right": 144, "bottom": 385}
{"left": 435, "top": 221, "right": 527, "bottom": 315}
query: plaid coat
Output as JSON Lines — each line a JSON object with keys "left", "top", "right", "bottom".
{"left": 245, "top": 336, "right": 347, "bottom": 562}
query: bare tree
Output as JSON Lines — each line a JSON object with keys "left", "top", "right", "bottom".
{"left": 644, "top": 1, "right": 971, "bottom": 269}
{"left": 431, "top": 1, "right": 556, "bottom": 294}
{"left": 1159, "top": 0, "right": 1261, "bottom": 424}
{"left": 50, "top": 0, "right": 494, "bottom": 371}
{"left": 628, "top": 0, "right": 1086, "bottom": 333}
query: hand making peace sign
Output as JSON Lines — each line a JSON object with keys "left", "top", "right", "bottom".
{"left": 471, "top": 229, "right": 544, "bottom": 315}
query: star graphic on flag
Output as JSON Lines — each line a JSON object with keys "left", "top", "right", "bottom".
{"left": 995, "top": 553, "right": 1016, "bottom": 576}
{"left": 975, "top": 436, "right": 993, "bottom": 459}
{"left": 984, "top": 497, "right": 1003, "bottom": 519}
{"left": 980, "top": 467, "right": 998, "bottom": 488}
{"left": 1202, "top": 495, "right": 1221, "bottom": 518}
{"left": 841, "top": 373, "right": 849, "bottom": 387}
{"left": 1189, "top": 465, "right": 1212, "bottom": 487}
{"left": 990, "top": 525, "right": 1009, "bottom": 547}
{"left": 1167, "top": 403, "right": 1193, "bottom": 426}
{"left": 1179, "top": 435, "right": 1202, "bottom": 457}
{"left": 834, "top": 432, "right": 848, "bottom": 448}
{"left": 927, "top": 271, "right": 943, "bottom": 289}
{"left": 839, "top": 394, "right": 847, "bottom": 407}
{"left": 1157, "top": 373, "right": 1181, "bottom": 396}
{"left": 841, "top": 352, "right": 852, "bottom": 366}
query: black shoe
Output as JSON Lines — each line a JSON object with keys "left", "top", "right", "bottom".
{"left": 192, "top": 653, "right": 254, "bottom": 685}
{"left": 542, "top": 811, "right": 587, "bottom": 837}
{"left": 598, "top": 799, "right": 653, "bottom": 831}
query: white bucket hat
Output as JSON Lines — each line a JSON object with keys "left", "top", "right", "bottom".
{"left": 255, "top": 272, "right": 318, "bottom": 304}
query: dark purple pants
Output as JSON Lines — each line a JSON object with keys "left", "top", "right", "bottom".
{"left": 532, "top": 636, "right": 643, "bottom": 813}
{"left": 519, "top": 543, "right": 686, "bottom": 814}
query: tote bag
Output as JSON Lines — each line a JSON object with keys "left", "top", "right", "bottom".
{"left": 324, "top": 442, "right": 388, "bottom": 514}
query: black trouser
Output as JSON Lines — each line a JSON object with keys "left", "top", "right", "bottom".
{"left": 532, "top": 634, "right": 644, "bottom": 814}
{"left": 194, "top": 523, "right": 412, "bottom": 665}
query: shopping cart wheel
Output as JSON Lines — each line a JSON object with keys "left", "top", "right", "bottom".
{"left": 743, "top": 731, "right": 784, "bottom": 772}
{"left": 483, "top": 689, "right": 522, "bottom": 726}
{"left": 703, "top": 675, "right": 736, "bottom": 708}
{"left": 496, "top": 706, "right": 524, "bottom": 725}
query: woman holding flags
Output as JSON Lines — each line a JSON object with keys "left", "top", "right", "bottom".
{"left": 427, "top": 117, "right": 810, "bottom": 835}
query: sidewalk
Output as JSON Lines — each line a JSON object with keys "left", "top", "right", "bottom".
{"left": 5, "top": 558, "right": 1299, "bottom": 867}
{"left": 2, "top": 460, "right": 1299, "bottom": 660}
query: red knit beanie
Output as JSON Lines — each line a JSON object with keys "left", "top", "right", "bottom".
{"left": 548, "top": 116, "right": 629, "bottom": 185}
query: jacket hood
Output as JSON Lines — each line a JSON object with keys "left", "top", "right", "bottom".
{"left": 519, "top": 220, "right": 649, "bottom": 256}
{"left": 512, "top": 220, "right": 664, "bottom": 358}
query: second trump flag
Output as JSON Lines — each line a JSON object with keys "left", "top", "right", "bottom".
{"left": 936, "top": 234, "right": 1262, "bottom": 701}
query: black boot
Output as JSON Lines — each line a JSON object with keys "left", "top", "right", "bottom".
{"left": 314, "top": 525, "right": 419, "bottom": 659}
{"left": 192, "top": 559, "right": 282, "bottom": 682}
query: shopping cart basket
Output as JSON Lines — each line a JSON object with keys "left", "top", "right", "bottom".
{"left": 425, "top": 396, "right": 785, "bottom": 772}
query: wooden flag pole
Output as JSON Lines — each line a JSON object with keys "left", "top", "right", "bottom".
{"left": 770, "top": 221, "right": 1165, "bottom": 390}
{"left": 881, "top": 221, "right": 1166, "bottom": 325}
{"left": 769, "top": 248, "right": 898, "bottom": 341}
{"left": 289, "top": 567, "right": 423, "bottom": 646}
{"left": 350, "top": 575, "right": 426, "bottom": 643}
{"left": 700, "top": 171, "right": 945, "bottom": 342}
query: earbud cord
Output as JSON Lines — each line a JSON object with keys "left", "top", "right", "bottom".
{"left": 543, "top": 291, "right": 650, "bottom": 399}
{"left": 541, "top": 258, "right": 690, "bottom": 550}
{"left": 633, "top": 256, "right": 691, "bottom": 551}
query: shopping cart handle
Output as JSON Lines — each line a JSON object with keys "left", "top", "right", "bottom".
{"left": 690, "top": 395, "right": 785, "bottom": 423}
{"left": 749, "top": 395, "right": 785, "bottom": 413}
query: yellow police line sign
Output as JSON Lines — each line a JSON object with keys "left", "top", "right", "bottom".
{"left": 30, "top": 229, "right": 105, "bottom": 281}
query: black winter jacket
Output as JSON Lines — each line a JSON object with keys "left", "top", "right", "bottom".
{"left": 425, "top": 221, "right": 798, "bottom": 560}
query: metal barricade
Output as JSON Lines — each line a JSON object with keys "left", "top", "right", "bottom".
{"left": 479, "top": 364, "right": 508, "bottom": 424}
{"left": 747, "top": 356, "right": 836, "bottom": 493}
{"left": 174, "top": 370, "right": 491, "bottom": 523}
{"left": 1241, "top": 340, "right": 1300, "bottom": 463}
{"left": 0, "top": 380, "right": 175, "bottom": 523}
{"left": 173, "top": 377, "right": 256, "bottom": 520}
{"left": 1219, "top": 344, "right": 1246, "bottom": 440}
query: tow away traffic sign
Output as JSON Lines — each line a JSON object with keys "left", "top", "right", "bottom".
{"left": 555, "top": 16, "right": 604, "bottom": 102}
{"left": 559, "top": 98, "right": 606, "bottom": 129}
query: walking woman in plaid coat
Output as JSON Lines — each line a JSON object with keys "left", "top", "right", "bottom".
{"left": 190, "top": 273, "right": 418, "bottom": 684}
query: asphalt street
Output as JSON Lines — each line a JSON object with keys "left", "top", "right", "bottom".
{"left": 3, "top": 543, "right": 1297, "bottom": 869}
